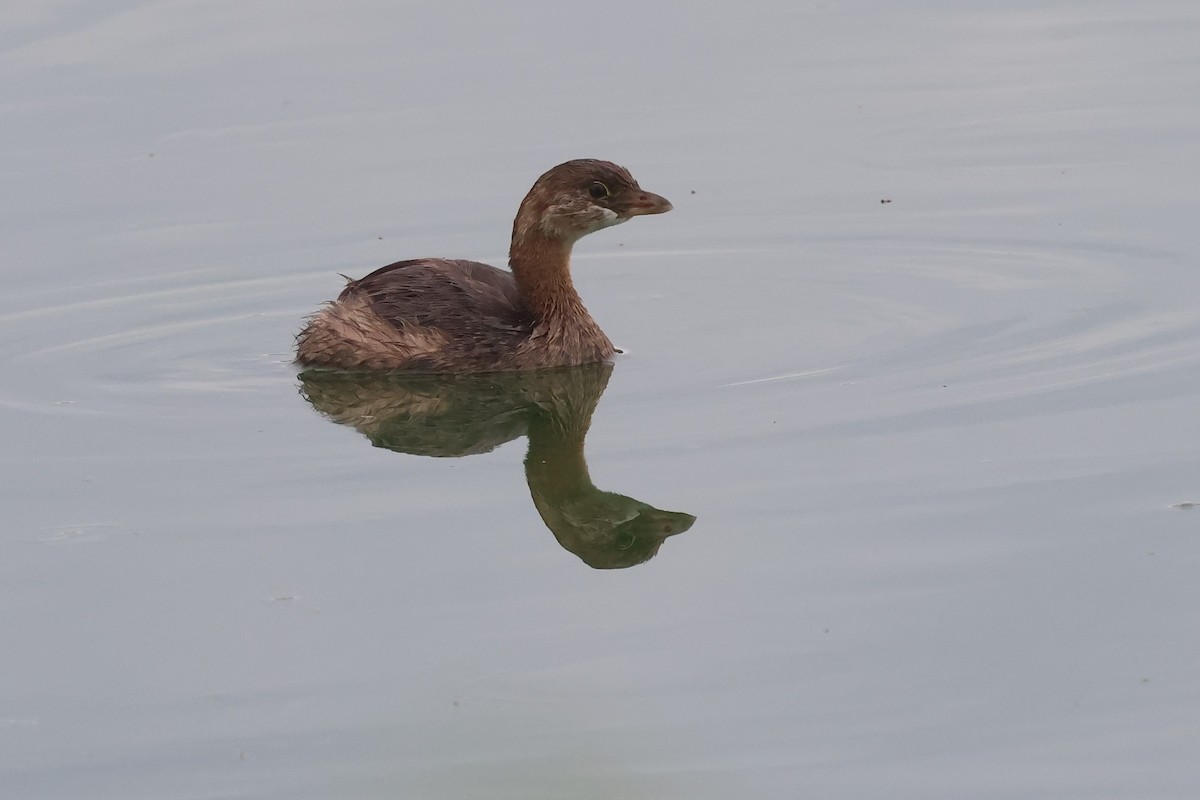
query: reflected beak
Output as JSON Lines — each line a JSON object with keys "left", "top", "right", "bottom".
{"left": 623, "top": 190, "right": 673, "bottom": 217}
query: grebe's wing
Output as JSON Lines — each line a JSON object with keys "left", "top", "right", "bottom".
{"left": 345, "top": 258, "right": 529, "bottom": 335}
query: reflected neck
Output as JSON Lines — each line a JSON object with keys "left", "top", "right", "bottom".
{"left": 526, "top": 420, "right": 591, "bottom": 496}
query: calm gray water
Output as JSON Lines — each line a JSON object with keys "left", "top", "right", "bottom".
{"left": 3, "top": 2, "right": 1199, "bottom": 798}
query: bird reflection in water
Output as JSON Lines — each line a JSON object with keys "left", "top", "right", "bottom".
{"left": 298, "top": 363, "right": 695, "bottom": 568}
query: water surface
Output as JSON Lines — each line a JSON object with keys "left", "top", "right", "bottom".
{"left": 2, "top": 2, "right": 1199, "bottom": 798}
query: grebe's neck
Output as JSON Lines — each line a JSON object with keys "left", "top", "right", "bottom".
{"left": 508, "top": 226, "right": 586, "bottom": 322}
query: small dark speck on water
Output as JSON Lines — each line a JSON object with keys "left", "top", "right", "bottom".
{"left": 880, "top": 198, "right": 892, "bottom": 204}
{"left": 1171, "top": 502, "right": 1196, "bottom": 510}
{"left": 690, "top": 189, "right": 697, "bottom": 194}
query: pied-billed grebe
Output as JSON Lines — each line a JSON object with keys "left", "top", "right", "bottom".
{"left": 296, "top": 159, "right": 672, "bottom": 372}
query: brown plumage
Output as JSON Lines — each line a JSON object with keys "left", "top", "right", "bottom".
{"left": 296, "top": 159, "right": 672, "bottom": 372}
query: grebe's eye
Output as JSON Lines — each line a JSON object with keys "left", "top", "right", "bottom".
{"left": 589, "top": 181, "right": 609, "bottom": 200}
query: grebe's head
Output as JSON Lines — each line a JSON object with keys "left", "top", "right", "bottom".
{"left": 513, "top": 159, "right": 672, "bottom": 244}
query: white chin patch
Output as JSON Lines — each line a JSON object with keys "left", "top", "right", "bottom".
{"left": 595, "top": 207, "right": 625, "bottom": 229}
{"left": 541, "top": 207, "right": 626, "bottom": 238}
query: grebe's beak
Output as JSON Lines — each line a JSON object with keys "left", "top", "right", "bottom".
{"left": 622, "top": 190, "right": 673, "bottom": 217}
